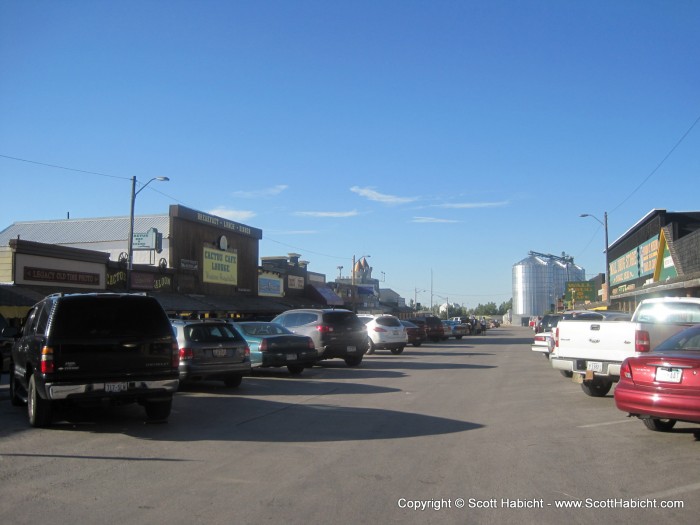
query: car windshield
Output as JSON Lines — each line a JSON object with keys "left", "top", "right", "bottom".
{"left": 635, "top": 302, "right": 700, "bottom": 324}
{"left": 655, "top": 326, "right": 700, "bottom": 352}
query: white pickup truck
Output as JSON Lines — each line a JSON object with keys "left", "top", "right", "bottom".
{"left": 550, "top": 297, "right": 700, "bottom": 397}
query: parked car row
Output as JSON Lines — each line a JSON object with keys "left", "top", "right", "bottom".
{"left": 531, "top": 301, "right": 700, "bottom": 436}
{"left": 2, "top": 293, "right": 501, "bottom": 428}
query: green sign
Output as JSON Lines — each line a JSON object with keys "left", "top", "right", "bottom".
{"left": 566, "top": 281, "right": 597, "bottom": 302}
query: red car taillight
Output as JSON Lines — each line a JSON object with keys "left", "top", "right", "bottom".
{"left": 635, "top": 330, "right": 651, "bottom": 352}
{"left": 620, "top": 359, "right": 633, "bottom": 381}
{"left": 307, "top": 339, "right": 315, "bottom": 350}
{"left": 554, "top": 327, "right": 559, "bottom": 348}
{"left": 244, "top": 345, "right": 250, "bottom": 357}
{"left": 372, "top": 326, "right": 388, "bottom": 332}
{"left": 179, "top": 347, "right": 194, "bottom": 361}
{"left": 317, "top": 325, "right": 333, "bottom": 334}
{"left": 40, "top": 346, "right": 54, "bottom": 374}
{"left": 260, "top": 339, "right": 269, "bottom": 352}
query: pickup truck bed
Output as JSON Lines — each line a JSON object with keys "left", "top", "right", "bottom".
{"left": 550, "top": 298, "right": 700, "bottom": 397}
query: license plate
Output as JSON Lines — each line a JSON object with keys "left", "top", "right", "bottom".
{"left": 587, "top": 361, "right": 603, "bottom": 372}
{"left": 212, "top": 348, "right": 227, "bottom": 357}
{"left": 105, "top": 382, "right": 128, "bottom": 393}
{"left": 286, "top": 353, "right": 297, "bottom": 361}
{"left": 656, "top": 367, "right": 682, "bottom": 383}
{"left": 347, "top": 346, "right": 356, "bottom": 353}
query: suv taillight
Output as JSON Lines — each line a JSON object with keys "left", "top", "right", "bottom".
{"left": 317, "top": 325, "right": 333, "bottom": 333}
{"left": 40, "top": 346, "right": 54, "bottom": 374}
{"left": 179, "top": 347, "right": 194, "bottom": 360}
{"left": 554, "top": 327, "right": 559, "bottom": 348}
{"left": 635, "top": 330, "right": 651, "bottom": 352}
{"left": 372, "top": 326, "right": 388, "bottom": 332}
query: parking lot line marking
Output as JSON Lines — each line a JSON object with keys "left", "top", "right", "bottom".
{"left": 577, "top": 419, "right": 635, "bottom": 428}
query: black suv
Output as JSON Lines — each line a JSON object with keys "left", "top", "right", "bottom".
{"left": 6, "top": 293, "right": 179, "bottom": 427}
{"left": 271, "top": 309, "right": 368, "bottom": 366}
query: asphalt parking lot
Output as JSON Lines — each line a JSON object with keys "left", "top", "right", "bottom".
{"left": 1, "top": 326, "right": 698, "bottom": 525}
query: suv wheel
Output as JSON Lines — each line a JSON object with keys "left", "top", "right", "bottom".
{"left": 344, "top": 356, "right": 363, "bottom": 367}
{"left": 224, "top": 375, "right": 243, "bottom": 388}
{"left": 366, "top": 337, "right": 376, "bottom": 354}
{"left": 144, "top": 399, "right": 172, "bottom": 421}
{"left": 28, "top": 374, "right": 52, "bottom": 427}
{"left": 287, "top": 364, "right": 304, "bottom": 375}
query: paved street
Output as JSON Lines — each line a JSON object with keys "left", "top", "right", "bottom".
{"left": 1, "top": 326, "right": 698, "bottom": 525}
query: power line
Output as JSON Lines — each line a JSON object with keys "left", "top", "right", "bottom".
{"left": 0, "top": 154, "right": 127, "bottom": 180}
{"left": 611, "top": 113, "right": 700, "bottom": 213}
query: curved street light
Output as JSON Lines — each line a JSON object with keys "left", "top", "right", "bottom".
{"left": 580, "top": 212, "right": 609, "bottom": 305}
{"left": 127, "top": 176, "right": 169, "bottom": 290}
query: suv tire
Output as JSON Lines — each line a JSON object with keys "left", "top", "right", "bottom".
{"left": 344, "top": 356, "right": 363, "bottom": 367}
{"left": 144, "top": 399, "right": 172, "bottom": 421}
{"left": 28, "top": 374, "right": 52, "bottom": 427}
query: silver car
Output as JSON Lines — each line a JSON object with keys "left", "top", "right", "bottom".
{"left": 171, "top": 319, "right": 251, "bottom": 387}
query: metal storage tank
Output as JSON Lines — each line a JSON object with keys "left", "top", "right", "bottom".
{"left": 513, "top": 255, "right": 549, "bottom": 317}
{"left": 513, "top": 253, "right": 586, "bottom": 317}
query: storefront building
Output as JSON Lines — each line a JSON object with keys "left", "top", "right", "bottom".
{"left": 0, "top": 205, "right": 344, "bottom": 321}
{"left": 607, "top": 209, "right": 700, "bottom": 312}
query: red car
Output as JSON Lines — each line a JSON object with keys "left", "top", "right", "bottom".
{"left": 615, "top": 324, "right": 700, "bottom": 432}
{"left": 400, "top": 320, "right": 426, "bottom": 347}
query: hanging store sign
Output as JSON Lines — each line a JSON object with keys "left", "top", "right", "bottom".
{"left": 609, "top": 234, "right": 659, "bottom": 286}
{"left": 203, "top": 247, "right": 238, "bottom": 285}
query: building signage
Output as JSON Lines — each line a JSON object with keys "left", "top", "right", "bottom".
{"left": 609, "top": 234, "right": 659, "bottom": 286}
{"left": 130, "top": 272, "right": 173, "bottom": 291}
{"left": 288, "top": 275, "right": 305, "bottom": 290}
{"left": 259, "top": 277, "right": 283, "bottom": 297}
{"left": 566, "top": 281, "right": 596, "bottom": 302}
{"left": 203, "top": 247, "right": 238, "bottom": 285}
{"left": 24, "top": 266, "right": 100, "bottom": 286}
{"left": 180, "top": 259, "right": 199, "bottom": 271}
{"left": 172, "top": 205, "right": 262, "bottom": 239}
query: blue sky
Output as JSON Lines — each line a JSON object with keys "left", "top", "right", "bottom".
{"left": 1, "top": 1, "right": 699, "bottom": 309}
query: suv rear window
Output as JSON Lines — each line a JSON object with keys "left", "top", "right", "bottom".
{"left": 51, "top": 296, "right": 171, "bottom": 338}
{"left": 375, "top": 316, "right": 401, "bottom": 327}
{"left": 322, "top": 311, "right": 362, "bottom": 327}
{"left": 185, "top": 323, "right": 244, "bottom": 343}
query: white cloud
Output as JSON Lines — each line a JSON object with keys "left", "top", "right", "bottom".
{"left": 294, "top": 210, "right": 359, "bottom": 218}
{"left": 207, "top": 207, "right": 256, "bottom": 221}
{"left": 350, "top": 186, "right": 418, "bottom": 204}
{"left": 411, "top": 216, "right": 460, "bottom": 223}
{"left": 232, "top": 185, "right": 289, "bottom": 198}
{"left": 436, "top": 201, "right": 509, "bottom": 209}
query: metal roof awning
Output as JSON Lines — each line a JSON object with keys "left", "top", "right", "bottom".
{"left": 306, "top": 283, "right": 344, "bottom": 306}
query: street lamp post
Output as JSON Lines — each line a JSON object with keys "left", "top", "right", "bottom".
{"left": 127, "top": 176, "right": 169, "bottom": 290}
{"left": 580, "top": 212, "right": 609, "bottom": 305}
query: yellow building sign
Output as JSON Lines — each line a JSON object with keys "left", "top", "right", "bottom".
{"left": 203, "top": 247, "right": 238, "bottom": 285}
